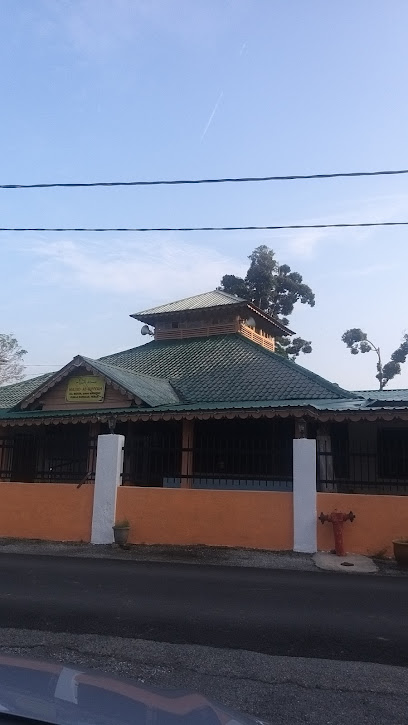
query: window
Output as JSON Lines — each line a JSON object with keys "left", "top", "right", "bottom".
{"left": 331, "top": 422, "right": 350, "bottom": 478}
{"left": 194, "top": 419, "right": 293, "bottom": 481}
{"left": 378, "top": 429, "right": 408, "bottom": 479}
{"left": 122, "top": 421, "right": 182, "bottom": 486}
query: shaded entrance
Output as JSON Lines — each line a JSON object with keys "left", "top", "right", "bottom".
{"left": 120, "top": 418, "right": 293, "bottom": 490}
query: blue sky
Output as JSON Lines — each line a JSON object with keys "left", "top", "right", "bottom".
{"left": 1, "top": 0, "right": 408, "bottom": 390}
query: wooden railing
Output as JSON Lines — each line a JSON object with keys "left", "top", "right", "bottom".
{"left": 239, "top": 324, "right": 276, "bottom": 351}
{"left": 154, "top": 321, "right": 275, "bottom": 351}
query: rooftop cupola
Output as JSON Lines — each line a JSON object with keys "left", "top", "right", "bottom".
{"left": 131, "top": 290, "right": 293, "bottom": 352}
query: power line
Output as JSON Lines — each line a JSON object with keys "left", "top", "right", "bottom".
{"left": 0, "top": 221, "right": 407, "bottom": 232}
{"left": 1, "top": 168, "right": 408, "bottom": 189}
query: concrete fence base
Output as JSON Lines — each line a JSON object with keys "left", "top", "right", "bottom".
{"left": 0, "top": 433, "right": 407, "bottom": 557}
{"left": 0, "top": 483, "right": 93, "bottom": 541}
{"left": 116, "top": 488, "right": 293, "bottom": 549}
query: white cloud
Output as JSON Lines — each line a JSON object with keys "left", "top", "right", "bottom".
{"left": 31, "top": 236, "right": 238, "bottom": 301}
{"left": 39, "top": 0, "right": 248, "bottom": 57}
{"left": 52, "top": 0, "right": 147, "bottom": 54}
{"left": 341, "top": 262, "right": 397, "bottom": 278}
{"left": 284, "top": 192, "right": 408, "bottom": 258}
{"left": 285, "top": 229, "right": 327, "bottom": 257}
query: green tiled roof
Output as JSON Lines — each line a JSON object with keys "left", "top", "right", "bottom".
{"left": 101, "top": 333, "right": 353, "bottom": 403}
{"left": 13, "top": 356, "right": 180, "bottom": 410}
{"left": 6, "top": 333, "right": 396, "bottom": 419}
{"left": 356, "top": 389, "right": 408, "bottom": 402}
{"left": 0, "top": 372, "right": 53, "bottom": 409}
{"left": 82, "top": 357, "right": 180, "bottom": 406}
{"left": 132, "top": 290, "right": 245, "bottom": 318}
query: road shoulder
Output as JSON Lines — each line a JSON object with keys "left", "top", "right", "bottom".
{"left": 0, "top": 539, "right": 405, "bottom": 576}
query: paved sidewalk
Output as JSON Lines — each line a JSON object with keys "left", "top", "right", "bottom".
{"left": 313, "top": 552, "right": 379, "bottom": 574}
{"left": 0, "top": 539, "right": 405, "bottom": 575}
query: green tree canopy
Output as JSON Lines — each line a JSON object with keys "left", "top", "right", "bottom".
{"left": 219, "top": 245, "right": 315, "bottom": 360}
{"left": 341, "top": 328, "right": 408, "bottom": 389}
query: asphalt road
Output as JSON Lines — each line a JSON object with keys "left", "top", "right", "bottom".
{"left": 0, "top": 554, "right": 407, "bottom": 667}
{"left": 2, "top": 628, "right": 408, "bottom": 725}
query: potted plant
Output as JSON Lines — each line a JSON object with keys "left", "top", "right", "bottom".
{"left": 392, "top": 538, "right": 408, "bottom": 566}
{"left": 113, "top": 519, "right": 130, "bottom": 547}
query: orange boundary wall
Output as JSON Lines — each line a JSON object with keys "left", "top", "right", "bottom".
{"left": 116, "top": 487, "right": 293, "bottom": 549}
{"left": 2, "top": 483, "right": 405, "bottom": 556}
{"left": 317, "top": 493, "right": 408, "bottom": 557}
{"left": 0, "top": 483, "right": 94, "bottom": 542}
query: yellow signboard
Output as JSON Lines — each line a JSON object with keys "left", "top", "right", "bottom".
{"left": 66, "top": 376, "right": 106, "bottom": 403}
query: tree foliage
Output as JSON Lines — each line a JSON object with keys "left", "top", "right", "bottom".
{"left": 219, "top": 245, "right": 315, "bottom": 360}
{"left": 341, "top": 328, "right": 408, "bottom": 389}
{"left": 0, "top": 333, "right": 27, "bottom": 385}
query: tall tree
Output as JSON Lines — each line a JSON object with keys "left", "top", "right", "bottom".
{"left": 220, "top": 245, "right": 315, "bottom": 360}
{"left": 341, "top": 328, "right": 408, "bottom": 389}
{"left": 0, "top": 333, "right": 27, "bottom": 385}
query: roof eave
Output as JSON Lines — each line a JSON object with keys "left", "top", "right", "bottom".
{"left": 2, "top": 398, "right": 408, "bottom": 426}
{"left": 245, "top": 303, "right": 294, "bottom": 335}
{"left": 131, "top": 300, "right": 294, "bottom": 336}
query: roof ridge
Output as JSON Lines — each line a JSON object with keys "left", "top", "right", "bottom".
{"left": 213, "top": 288, "right": 245, "bottom": 302}
{"left": 234, "top": 332, "right": 354, "bottom": 399}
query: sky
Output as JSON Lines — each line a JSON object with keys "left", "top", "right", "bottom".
{"left": 1, "top": 0, "right": 408, "bottom": 392}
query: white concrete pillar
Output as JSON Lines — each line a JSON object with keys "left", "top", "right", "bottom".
{"left": 293, "top": 438, "right": 317, "bottom": 553}
{"left": 91, "top": 434, "right": 124, "bottom": 544}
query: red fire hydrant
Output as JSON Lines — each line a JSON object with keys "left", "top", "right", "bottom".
{"left": 318, "top": 510, "right": 356, "bottom": 556}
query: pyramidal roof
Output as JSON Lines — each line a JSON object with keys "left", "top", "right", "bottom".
{"left": 101, "top": 334, "right": 354, "bottom": 403}
{"left": 0, "top": 333, "right": 355, "bottom": 413}
{"left": 132, "top": 289, "right": 245, "bottom": 318}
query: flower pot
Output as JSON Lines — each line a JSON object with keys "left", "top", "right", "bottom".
{"left": 392, "top": 540, "right": 408, "bottom": 566}
{"left": 113, "top": 526, "right": 130, "bottom": 547}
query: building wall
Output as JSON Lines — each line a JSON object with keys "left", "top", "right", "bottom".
{"left": 38, "top": 370, "right": 133, "bottom": 411}
{"left": 317, "top": 492, "right": 408, "bottom": 557}
{"left": 0, "top": 483, "right": 94, "bottom": 541}
{"left": 116, "top": 487, "right": 293, "bottom": 549}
